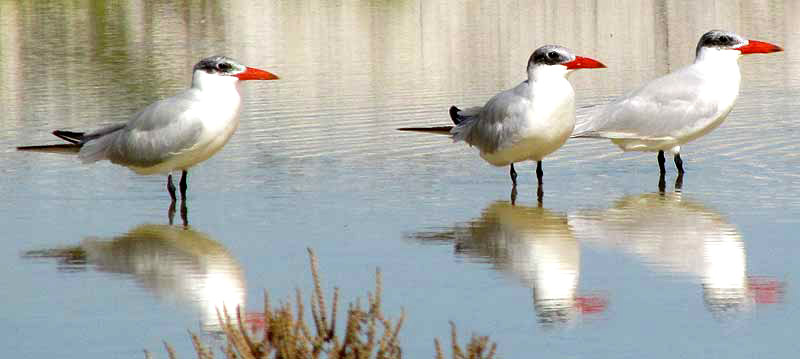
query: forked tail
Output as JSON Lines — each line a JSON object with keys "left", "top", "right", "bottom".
{"left": 449, "top": 105, "right": 467, "bottom": 125}
{"left": 396, "top": 105, "right": 469, "bottom": 135}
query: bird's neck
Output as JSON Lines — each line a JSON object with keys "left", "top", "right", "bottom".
{"left": 526, "top": 65, "right": 571, "bottom": 98}
{"left": 191, "top": 70, "right": 242, "bottom": 95}
{"left": 694, "top": 48, "right": 742, "bottom": 67}
{"left": 527, "top": 65, "right": 570, "bottom": 85}
{"left": 692, "top": 48, "right": 742, "bottom": 87}
{"left": 189, "top": 71, "right": 244, "bottom": 121}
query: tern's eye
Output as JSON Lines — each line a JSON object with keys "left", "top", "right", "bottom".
{"left": 547, "top": 51, "right": 558, "bottom": 59}
{"left": 719, "top": 35, "right": 730, "bottom": 43}
{"left": 216, "top": 62, "right": 232, "bottom": 71}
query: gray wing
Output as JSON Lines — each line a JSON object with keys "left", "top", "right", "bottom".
{"left": 573, "top": 66, "right": 718, "bottom": 139}
{"left": 452, "top": 82, "right": 529, "bottom": 153}
{"left": 79, "top": 90, "right": 204, "bottom": 167}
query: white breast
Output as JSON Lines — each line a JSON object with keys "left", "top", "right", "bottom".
{"left": 479, "top": 77, "right": 575, "bottom": 165}
{"left": 175, "top": 88, "right": 242, "bottom": 170}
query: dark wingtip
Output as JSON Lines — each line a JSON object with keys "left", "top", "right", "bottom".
{"left": 449, "top": 106, "right": 463, "bottom": 125}
{"left": 52, "top": 130, "right": 85, "bottom": 144}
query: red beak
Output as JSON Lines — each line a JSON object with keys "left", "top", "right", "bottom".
{"left": 737, "top": 40, "right": 783, "bottom": 54}
{"left": 564, "top": 56, "right": 607, "bottom": 70}
{"left": 235, "top": 67, "right": 280, "bottom": 81}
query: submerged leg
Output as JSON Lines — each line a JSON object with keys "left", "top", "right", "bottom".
{"left": 537, "top": 184, "right": 543, "bottom": 205}
{"left": 536, "top": 161, "right": 543, "bottom": 185}
{"left": 510, "top": 163, "right": 518, "bottom": 186}
{"left": 674, "top": 154, "right": 684, "bottom": 174}
{"left": 179, "top": 170, "right": 188, "bottom": 200}
{"left": 658, "top": 150, "right": 666, "bottom": 174}
{"left": 167, "top": 174, "right": 177, "bottom": 202}
{"left": 536, "top": 161, "right": 544, "bottom": 204}
{"left": 167, "top": 200, "right": 189, "bottom": 227}
{"left": 510, "top": 185, "right": 518, "bottom": 206}
{"left": 180, "top": 200, "right": 189, "bottom": 228}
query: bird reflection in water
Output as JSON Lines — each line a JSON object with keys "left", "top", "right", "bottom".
{"left": 22, "top": 224, "right": 245, "bottom": 332}
{"left": 569, "top": 192, "right": 783, "bottom": 317}
{"left": 410, "top": 201, "right": 607, "bottom": 327}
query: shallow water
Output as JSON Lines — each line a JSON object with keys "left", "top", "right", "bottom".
{"left": 2, "top": 1, "right": 799, "bottom": 358}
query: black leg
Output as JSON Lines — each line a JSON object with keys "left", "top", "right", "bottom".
{"left": 180, "top": 200, "right": 188, "bottom": 228}
{"left": 168, "top": 201, "right": 176, "bottom": 225}
{"left": 179, "top": 170, "right": 188, "bottom": 200}
{"left": 658, "top": 172, "right": 666, "bottom": 193}
{"left": 510, "top": 185, "right": 518, "bottom": 206}
{"left": 674, "top": 154, "right": 684, "bottom": 174}
{"left": 167, "top": 174, "right": 177, "bottom": 202}
{"left": 536, "top": 161, "right": 543, "bottom": 186}
{"left": 510, "top": 163, "right": 518, "bottom": 186}
{"left": 537, "top": 184, "right": 543, "bottom": 205}
{"left": 658, "top": 150, "right": 666, "bottom": 175}
{"left": 675, "top": 172, "right": 684, "bottom": 191}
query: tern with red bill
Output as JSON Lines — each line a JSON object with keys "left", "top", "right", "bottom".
{"left": 572, "top": 30, "right": 783, "bottom": 175}
{"left": 399, "top": 45, "right": 605, "bottom": 200}
{"left": 18, "top": 55, "right": 279, "bottom": 201}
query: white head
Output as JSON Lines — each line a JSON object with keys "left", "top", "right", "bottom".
{"left": 526, "top": 45, "right": 606, "bottom": 80}
{"left": 694, "top": 30, "right": 783, "bottom": 63}
{"left": 191, "top": 55, "right": 279, "bottom": 90}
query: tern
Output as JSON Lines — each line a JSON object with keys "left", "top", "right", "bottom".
{"left": 399, "top": 45, "right": 605, "bottom": 200}
{"left": 571, "top": 30, "right": 782, "bottom": 174}
{"left": 17, "top": 55, "right": 279, "bottom": 201}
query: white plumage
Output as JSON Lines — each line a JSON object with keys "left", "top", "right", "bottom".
{"left": 572, "top": 30, "right": 782, "bottom": 172}
{"left": 18, "top": 55, "right": 279, "bottom": 201}
{"left": 404, "top": 45, "right": 605, "bottom": 190}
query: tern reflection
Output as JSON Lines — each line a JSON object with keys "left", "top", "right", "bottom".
{"left": 411, "top": 201, "right": 607, "bottom": 326}
{"left": 23, "top": 224, "right": 245, "bottom": 331}
{"left": 569, "top": 192, "right": 783, "bottom": 316}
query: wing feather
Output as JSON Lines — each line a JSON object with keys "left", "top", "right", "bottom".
{"left": 453, "top": 82, "right": 530, "bottom": 153}
{"left": 80, "top": 90, "right": 204, "bottom": 168}
{"left": 574, "top": 66, "right": 718, "bottom": 140}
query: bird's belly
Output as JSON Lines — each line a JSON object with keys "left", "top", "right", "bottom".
{"left": 680, "top": 108, "right": 732, "bottom": 144}
{"left": 611, "top": 138, "right": 678, "bottom": 152}
{"left": 480, "top": 139, "right": 541, "bottom": 166}
{"left": 176, "top": 120, "right": 240, "bottom": 169}
{"left": 612, "top": 109, "right": 733, "bottom": 153}
{"left": 127, "top": 120, "right": 239, "bottom": 175}
{"left": 480, "top": 122, "right": 573, "bottom": 166}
